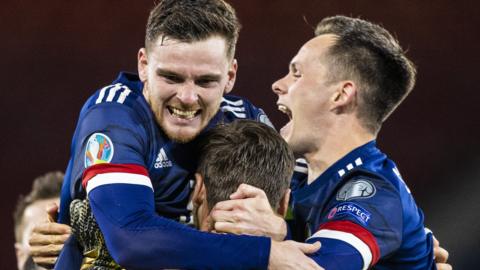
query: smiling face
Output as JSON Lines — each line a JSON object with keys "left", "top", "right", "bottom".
{"left": 138, "top": 35, "right": 237, "bottom": 143}
{"left": 272, "top": 34, "right": 341, "bottom": 155}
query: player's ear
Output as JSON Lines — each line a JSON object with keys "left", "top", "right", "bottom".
{"left": 330, "top": 81, "right": 357, "bottom": 113}
{"left": 224, "top": 58, "right": 238, "bottom": 94}
{"left": 193, "top": 173, "right": 206, "bottom": 207}
{"left": 138, "top": 48, "right": 148, "bottom": 83}
{"left": 277, "top": 188, "right": 291, "bottom": 217}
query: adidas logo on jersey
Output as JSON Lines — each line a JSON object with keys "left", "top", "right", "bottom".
{"left": 154, "top": 148, "right": 173, "bottom": 168}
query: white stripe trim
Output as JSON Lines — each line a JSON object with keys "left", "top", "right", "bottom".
{"left": 296, "top": 158, "right": 308, "bottom": 165}
{"left": 220, "top": 107, "right": 246, "bottom": 118}
{"left": 355, "top": 158, "right": 363, "bottom": 166}
{"left": 106, "top": 84, "right": 122, "bottom": 102}
{"left": 294, "top": 165, "right": 308, "bottom": 174}
{"left": 86, "top": 172, "right": 153, "bottom": 194}
{"left": 338, "top": 169, "right": 346, "bottom": 177}
{"left": 221, "top": 105, "right": 246, "bottom": 112}
{"left": 221, "top": 97, "right": 244, "bottom": 106}
{"left": 116, "top": 87, "right": 132, "bottom": 104}
{"left": 95, "top": 86, "right": 109, "bottom": 104}
{"left": 308, "top": 229, "right": 372, "bottom": 270}
{"left": 346, "top": 163, "right": 354, "bottom": 170}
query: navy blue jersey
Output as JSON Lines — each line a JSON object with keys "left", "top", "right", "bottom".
{"left": 56, "top": 72, "right": 273, "bottom": 269}
{"left": 289, "top": 141, "right": 436, "bottom": 270}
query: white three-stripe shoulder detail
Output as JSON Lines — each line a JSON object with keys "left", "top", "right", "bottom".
{"left": 117, "top": 88, "right": 132, "bottom": 104}
{"left": 220, "top": 107, "right": 246, "bottom": 118}
{"left": 95, "top": 85, "right": 110, "bottom": 104}
{"left": 222, "top": 97, "right": 244, "bottom": 106}
{"left": 106, "top": 84, "right": 122, "bottom": 102}
{"left": 95, "top": 84, "right": 132, "bottom": 104}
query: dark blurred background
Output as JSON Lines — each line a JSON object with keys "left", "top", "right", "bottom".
{"left": 1, "top": 0, "right": 479, "bottom": 268}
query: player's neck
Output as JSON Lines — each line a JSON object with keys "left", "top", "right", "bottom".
{"left": 304, "top": 120, "right": 375, "bottom": 184}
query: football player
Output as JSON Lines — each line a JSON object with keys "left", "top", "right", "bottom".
{"left": 211, "top": 16, "right": 450, "bottom": 270}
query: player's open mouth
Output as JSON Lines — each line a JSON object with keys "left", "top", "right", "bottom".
{"left": 278, "top": 104, "right": 293, "bottom": 139}
{"left": 167, "top": 106, "right": 201, "bottom": 120}
{"left": 278, "top": 104, "right": 292, "bottom": 120}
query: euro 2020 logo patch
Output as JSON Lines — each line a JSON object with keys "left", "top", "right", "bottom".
{"left": 84, "top": 133, "right": 114, "bottom": 168}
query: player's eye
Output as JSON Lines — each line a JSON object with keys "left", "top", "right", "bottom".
{"left": 196, "top": 79, "right": 219, "bottom": 88}
{"left": 293, "top": 72, "right": 302, "bottom": 79}
{"left": 162, "top": 75, "right": 183, "bottom": 84}
{"left": 290, "top": 66, "right": 301, "bottom": 79}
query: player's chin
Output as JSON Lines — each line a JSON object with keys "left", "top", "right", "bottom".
{"left": 279, "top": 121, "right": 293, "bottom": 142}
{"left": 281, "top": 124, "right": 304, "bottom": 156}
{"left": 164, "top": 124, "right": 204, "bottom": 143}
{"left": 161, "top": 113, "right": 206, "bottom": 142}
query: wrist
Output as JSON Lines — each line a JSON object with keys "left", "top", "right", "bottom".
{"left": 270, "top": 215, "right": 287, "bottom": 241}
{"left": 268, "top": 240, "right": 278, "bottom": 270}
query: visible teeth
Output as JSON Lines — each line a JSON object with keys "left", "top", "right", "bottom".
{"left": 278, "top": 105, "right": 288, "bottom": 113}
{"left": 278, "top": 105, "right": 292, "bottom": 119}
{"left": 171, "top": 107, "right": 198, "bottom": 119}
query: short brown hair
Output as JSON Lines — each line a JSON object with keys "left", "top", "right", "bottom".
{"left": 13, "top": 171, "right": 64, "bottom": 242}
{"left": 197, "top": 120, "right": 294, "bottom": 210}
{"left": 315, "top": 16, "right": 416, "bottom": 133}
{"left": 145, "top": 0, "right": 241, "bottom": 58}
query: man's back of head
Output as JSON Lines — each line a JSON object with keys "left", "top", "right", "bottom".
{"left": 196, "top": 120, "right": 295, "bottom": 212}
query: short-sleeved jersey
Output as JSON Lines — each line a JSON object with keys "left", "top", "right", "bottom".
{"left": 58, "top": 72, "right": 273, "bottom": 223}
{"left": 289, "top": 141, "right": 436, "bottom": 270}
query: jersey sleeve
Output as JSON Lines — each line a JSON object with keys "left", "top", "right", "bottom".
{"left": 75, "top": 103, "right": 148, "bottom": 166}
{"left": 61, "top": 102, "right": 270, "bottom": 269}
{"left": 85, "top": 165, "right": 270, "bottom": 269}
{"left": 58, "top": 102, "right": 148, "bottom": 224}
{"left": 307, "top": 172, "right": 403, "bottom": 269}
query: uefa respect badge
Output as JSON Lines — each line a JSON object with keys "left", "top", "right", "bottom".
{"left": 84, "top": 133, "right": 114, "bottom": 168}
{"left": 327, "top": 202, "right": 372, "bottom": 225}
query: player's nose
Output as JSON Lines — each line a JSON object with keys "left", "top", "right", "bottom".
{"left": 272, "top": 75, "right": 289, "bottom": 96}
{"left": 176, "top": 83, "right": 199, "bottom": 104}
